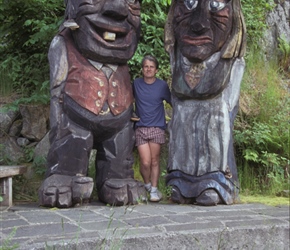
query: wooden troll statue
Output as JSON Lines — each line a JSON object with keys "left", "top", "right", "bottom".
{"left": 165, "top": 0, "right": 246, "bottom": 205}
{"left": 39, "top": 0, "right": 145, "bottom": 207}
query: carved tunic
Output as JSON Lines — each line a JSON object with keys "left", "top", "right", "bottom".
{"left": 168, "top": 53, "right": 245, "bottom": 176}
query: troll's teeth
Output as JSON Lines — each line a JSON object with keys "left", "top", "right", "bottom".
{"left": 103, "top": 32, "right": 116, "bottom": 41}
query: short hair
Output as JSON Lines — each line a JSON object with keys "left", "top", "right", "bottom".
{"left": 141, "top": 55, "right": 159, "bottom": 69}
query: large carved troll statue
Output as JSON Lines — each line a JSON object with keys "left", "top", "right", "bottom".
{"left": 39, "top": 0, "right": 146, "bottom": 207}
{"left": 165, "top": 0, "right": 246, "bottom": 205}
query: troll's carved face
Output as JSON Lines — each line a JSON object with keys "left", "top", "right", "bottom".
{"left": 69, "top": 0, "right": 141, "bottom": 64}
{"left": 173, "top": 0, "right": 233, "bottom": 63}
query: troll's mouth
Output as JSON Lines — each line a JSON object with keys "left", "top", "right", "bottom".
{"left": 182, "top": 35, "right": 212, "bottom": 46}
{"left": 96, "top": 28, "right": 128, "bottom": 44}
{"left": 83, "top": 16, "right": 135, "bottom": 49}
{"left": 92, "top": 28, "right": 134, "bottom": 49}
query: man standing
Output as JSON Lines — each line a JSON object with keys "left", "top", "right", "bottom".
{"left": 133, "top": 55, "right": 171, "bottom": 202}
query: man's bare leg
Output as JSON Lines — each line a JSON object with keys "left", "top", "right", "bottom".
{"left": 138, "top": 143, "right": 152, "bottom": 184}
{"left": 148, "top": 142, "right": 161, "bottom": 187}
{"left": 138, "top": 141, "right": 162, "bottom": 201}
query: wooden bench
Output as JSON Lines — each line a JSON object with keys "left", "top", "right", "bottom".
{"left": 0, "top": 165, "right": 27, "bottom": 207}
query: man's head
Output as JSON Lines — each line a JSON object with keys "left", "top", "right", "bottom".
{"left": 141, "top": 55, "right": 159, "bottom": 69}
{"left": 65, "top": 0, "right": 142, "bottom": 64}
{"left": 141, "top": 55, "right": 159, "bottom": 80}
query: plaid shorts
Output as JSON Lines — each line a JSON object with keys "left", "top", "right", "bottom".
{"left": 135, "top": 127, "right": 166, "bottom": 147}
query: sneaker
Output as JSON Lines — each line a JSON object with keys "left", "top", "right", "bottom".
{"left": 63, "top": 19, "right": 79, "bottom": 30}
{"left": 157, "top": 189, "right": 163, "bottom": 199}
{"left": 150, "top": 189, "right": 162, "bottom": 202}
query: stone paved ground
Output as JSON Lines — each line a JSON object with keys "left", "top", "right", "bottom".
{"left": 0, "top": 202, "right": 289, "bottom": 250}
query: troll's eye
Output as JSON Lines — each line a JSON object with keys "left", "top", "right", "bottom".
{"left": 209, "top": 0, "right": 226, "bottom": 12}
{"left": 184, "top": 0, "right": 198, "bottom": 10}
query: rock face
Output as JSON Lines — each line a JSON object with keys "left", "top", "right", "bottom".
{"left": 0, "top": 104, "right": 49, "bottom": 165}
{"left": 0, "top": 109, "right": 19, "bottom": 137}
{"left": 19, "top": 104, "right": 49, "bottom": 141}
{"left": 263, "top": 0, "right": 290, "bottom": 59}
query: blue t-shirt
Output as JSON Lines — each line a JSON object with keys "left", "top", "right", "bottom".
{"left": 133, "top": 77, "right": 171, "bottom": 130}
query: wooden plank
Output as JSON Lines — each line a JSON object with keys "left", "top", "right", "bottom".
{"left": 0, "top": 166, "right": 27, "bottom": 178}
{"left": 0, "top": 177, "right": 12, "bottom": 206}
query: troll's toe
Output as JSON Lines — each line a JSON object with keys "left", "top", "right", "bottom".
{"left": 171, "top": 185, "right": 193, "bottom": 204}
{"left": 99, "top": 178, "right": 146, "bottom": 206}
{"left": 196, "top": 189, "right": 221, "bottom": 206}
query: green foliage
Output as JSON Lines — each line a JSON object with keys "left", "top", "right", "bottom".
{"left": 240, "top": 194, "right": 289, "bottom": 206}
{"left": 0, "top": 0, "right": 64, "bottom": 103}
{"left": 235, "top": 120, "right": 289, "bottom": 195}
{"left": 278, "top": 36, "right": 290, "bottom": 75}
{"left": 241, "top": 0, "right": 275, "bottom": 48}
{"left": 133, "top": 149, "right": 143, "bottom": 182}
{"left": 0, "top": 67, "right": 13, "bottom": 96}
{"left": 0, "top": 0, "right": 63, "bottom": 53}
{"left": 158, "top": 142, "right": 172, "bottom": 200}
{"left": 45, "top": 218, "right": 81, "bottom": 250}
{"left": 235, "top": 46, "right": 290, "bottom": 196}
{"left": 235, "top": 121, "right": 288, "bottom": 161}
{"left": 129, "top": 0, "right": 171, "bottom": 82}
{"left": 0, "top": 143, "right": 13, "bottom": 165}
{"left": 33, "top": 156, "right": 47, "bottom": 176}
{"left": 100, "top": 210, "right": 128, "bottom": 250}
{"left": 0, "top": 228, "right": 19, "bottom": 250}
{"left": 13, "top": 173, "right": 41, "bottom": 202}
{"left": 20, "top": 145, "right": 35, "bottom": 163}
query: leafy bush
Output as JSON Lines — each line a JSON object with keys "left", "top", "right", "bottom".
{"left": 0, "top": 0, "right": 64, "bottom": 103}
{"left": 0, "top": 67, "right": 13, "bottom": 96}
{"left": 129, "top": 0, "right": 171, "bottom": 82}
{"left": 234, "top": 46, "right": 289, "bottom": 195}
{"left": 241, "top": 0, "right": 275, "bottom": 48}
{"left": 278, "top": 36, "right": 290, "bottom": 76}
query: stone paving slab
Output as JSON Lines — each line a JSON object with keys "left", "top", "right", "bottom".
{"left": 0, "top": 202, "right": 289, "bottom": 250}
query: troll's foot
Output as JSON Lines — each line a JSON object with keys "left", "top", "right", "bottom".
{"left": 38, "top": 174, "right": 94, "bottom": 208}
{"left": 98, "top": 178, "right": 147, "bottom": 206}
